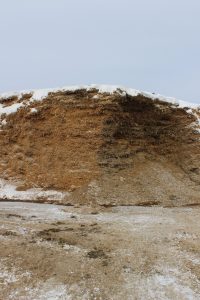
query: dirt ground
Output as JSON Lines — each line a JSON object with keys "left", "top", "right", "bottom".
{"left": 1, "top": 201, "right": 200, "bottom": 299}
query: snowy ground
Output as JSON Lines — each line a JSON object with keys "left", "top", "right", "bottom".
{"left": 0, "top": 202, "right": 200, "bottom": 299}
{"left": 0, "top": 178, "right": 69, "bottom": 202}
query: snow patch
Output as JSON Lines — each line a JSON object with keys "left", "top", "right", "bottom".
{"left": 63, "top": 244, "right": 83, "bottom": 253}
{"left": 0, "top": 260, "right": 31, "bottom": 287}
{"left": 92, "top": 94, "right": 100, "bottom": 99}
{"left": 31, "top": 283, "right": 70, "bottom": 300}
{"left": 0, "top": 102, "right": 24, "bottom": 116}
{"left": 0, "top": 202, "right": 73, "bottom": 221}
{"left": 123, "top": 266, "right": 200, "bottom": 300}
{"left": 1, "top": 119, "right": 7, "bottom": 126}
{"left": 30, "top": 108, "right": 38, "bottom": 114}
{"left": 0, "top": 178, "right": 69, "bottom": 201}
{"left": 8, "top": 281, "right": 70, "bottom": 300}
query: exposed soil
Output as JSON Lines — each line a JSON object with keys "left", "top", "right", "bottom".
{"left": 0, "top": 202, "right": 200, "bottom": 299}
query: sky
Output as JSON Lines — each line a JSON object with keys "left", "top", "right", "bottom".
{"left": 0, "top": 0, "right": 200, "bottom": 103}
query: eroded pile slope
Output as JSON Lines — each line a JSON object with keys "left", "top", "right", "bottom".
{"left": 0, "top": 85, "right": 200, "bottom": 206}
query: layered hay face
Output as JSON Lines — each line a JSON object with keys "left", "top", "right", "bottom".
{"left": 0, "top": 88, "right": 200, "bottom": 206}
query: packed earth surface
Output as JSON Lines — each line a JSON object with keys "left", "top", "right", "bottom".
{"left": 0, "top": 85, "right": 200, "bottom": 299}
{"left": 1, "top": 203, "right": 200, "bottom": 299}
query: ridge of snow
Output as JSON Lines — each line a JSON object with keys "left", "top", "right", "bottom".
{"left": 0, "top": 84, "right": 199, "bottom": 111}
{"left": 0, "top": 102, "right": 24, "bottom": 116}
{"left": 0, "top": 84, "right": 200, "bottom": 132}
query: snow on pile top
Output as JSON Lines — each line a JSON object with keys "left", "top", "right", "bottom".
{"left": 0, "top": 85, "right": 199, "bottom": 118}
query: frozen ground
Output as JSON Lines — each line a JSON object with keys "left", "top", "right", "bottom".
{"left": 0, "top": 202, "right": 200, "bottom": 299}
{"left": 0, "top": 179, "right": 69, "bottom": 202}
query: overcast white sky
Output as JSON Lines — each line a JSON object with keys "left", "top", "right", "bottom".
{"left": 0, "top": 0, "right": 200, "bottom": 102}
